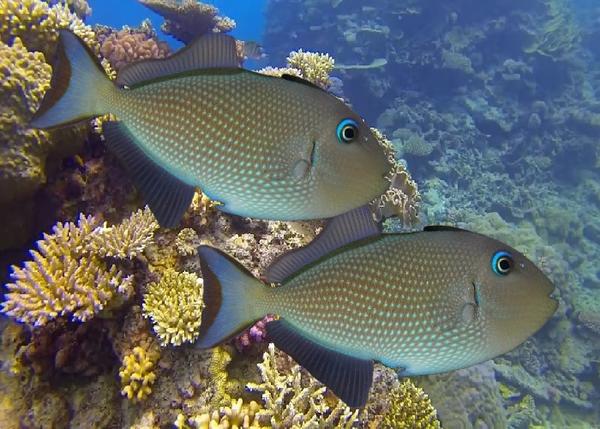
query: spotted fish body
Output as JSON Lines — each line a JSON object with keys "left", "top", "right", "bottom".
{"left": 196, "top": 209, "right": 557, "bottom": 407}
{"left": 261, "top": 232, "right": 556, "bottom": 375}
{"left": 30, "top": 31, "right": 391, "bottom": 226}
{"left": 113, "top": 71, "right": 387, "bottom": 220}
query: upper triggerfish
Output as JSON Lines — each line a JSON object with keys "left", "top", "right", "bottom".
{"left": 30, "top": 31, "right": 392, "bottom": 227}
{"left": 194, "top": 206, "right": 558, "bottom": 407}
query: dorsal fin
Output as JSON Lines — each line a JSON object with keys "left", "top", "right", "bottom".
{"left": 424, "top": 225, "right": 468, "bottom": 232}
{"left": 281, "top": 74, "right": 324, "bottom": 91}
{"left": 116, "top": 33, "right": 240, "bottom": 87}
{"left": 265, "top": 205, "right": 381, "bottom": 284}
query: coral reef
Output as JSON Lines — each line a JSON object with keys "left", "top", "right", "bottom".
{"left": 97, "top": 21, "right": 171, "bottom": 71}
{"left": 139, "top": 0, "right": 235, "bottom": 44}
{"left": 0, "top": 37, "right": 52, "bottom": 207}
{"left": 246, "top": 343, "right": 359, "bottom": 427}
{"left": 286, "top": 49, "right": 335, "bottom": 89}
{"left": 1, "top": 207, "right": 157, "bottom": 327}
{"left": 381, "top": 380, "right": 440, "bottom": 429}
{"left": 1, "top": 213, "right": 136, "bottom": 326}
{"left": 143, "top": 269, "right": 204, "bottom": 347}
{"left": 119, "top": 343, "right": 161, "bottom": 402}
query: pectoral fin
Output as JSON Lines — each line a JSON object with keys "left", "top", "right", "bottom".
{"left": 266, "top": 319, "right": 374, "bottom": 408}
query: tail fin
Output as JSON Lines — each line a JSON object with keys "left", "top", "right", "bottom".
{"left": 30, "top": 30, "right": 116, "bottom": 129}
{"left": 196, "top": 246, "right": 268, "bottom": 348}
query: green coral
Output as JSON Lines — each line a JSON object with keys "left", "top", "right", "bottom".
{"left": 142, "top": 269, "right": 204, "bottom": 346}
{"left": 381, "top": 380, "right": 441, "bottom": 429}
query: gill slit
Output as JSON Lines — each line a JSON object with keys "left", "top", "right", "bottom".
{"left": 309, "top": 140, "right": 317, "bottom": 166}
{"left": 472, "top": 281, "right": 481, "bottom": 308}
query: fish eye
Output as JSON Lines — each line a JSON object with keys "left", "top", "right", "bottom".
{"left": 336, "top": 118, "right": 359, "bottom": 143}
{"left": 491, "top": 251, "right": 513, "bottom": 276}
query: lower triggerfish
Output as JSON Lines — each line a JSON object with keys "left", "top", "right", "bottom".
{"left": 195, "top": 207, "right": 558, "bottom": 407}
{"left": 30, "top": 31, "right": 391, "bottom": 227}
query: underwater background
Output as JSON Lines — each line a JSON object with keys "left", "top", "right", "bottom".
{"left": 0, "top": 0, "right": 598, "bottom": 427}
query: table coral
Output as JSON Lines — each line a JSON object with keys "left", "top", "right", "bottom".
{"left": 119, "top": 344, "right": 160, "bottom": 402}
{"left": 139, "top": 0, "right": 235, "bottom": 44}
{"left": 381, "top": 380, "right": 441, "bottom": 429}
{"left": 142, "top": 269, "right": 204, "bottom": 347}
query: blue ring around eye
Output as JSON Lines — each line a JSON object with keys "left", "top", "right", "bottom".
{"left": 491, "top": 250, "right": 513, "bottom": 276}
{"left": 336, "top": 118, "right": 359, "bottom": 143}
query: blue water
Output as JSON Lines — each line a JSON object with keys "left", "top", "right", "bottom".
{"left": 88, "top": 0, "right": 266, "bottom": 49}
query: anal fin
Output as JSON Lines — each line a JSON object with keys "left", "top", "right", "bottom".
{"left": 103, "top": 122, "right": 195, "bottom": 228}
{"left": 266, "top": 319, "right": 373, "bottom": 408}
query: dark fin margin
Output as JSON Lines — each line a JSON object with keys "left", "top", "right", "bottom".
{"left": 266, "top": 319, "right": 374, "bottom": 408}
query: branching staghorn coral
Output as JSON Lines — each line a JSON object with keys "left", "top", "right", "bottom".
{"left": 139, "top": 0, "right": 235, "bottom": 44}
{"left": 142, "top": 269, "right": 204, "bottom": 346}
{"left": 246, "top": 343, "right": 358, "bottom": 428}
{"left": 1, "top": 208, "right": 157, "bottom": 326}
{"left": 381, "top": 380, "right": 441, "bottom": 428}
{"left": 90, "top": 206, "right": 159, "bottom": 258}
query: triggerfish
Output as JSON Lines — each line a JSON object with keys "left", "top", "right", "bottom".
{"left": 194, "top": 207, "right": 558, "bottom": 407}
{"left": 30, "top": 31, "right": 392, "bottom": 227}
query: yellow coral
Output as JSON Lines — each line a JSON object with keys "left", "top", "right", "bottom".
{"left": 286, "top": 49, "right": 335, "bottom": 88}
{"left": 381, "top": 380, "right": 441, "bottom": 429}
{"left": 90, "top": 206, "right": 159, "bottom": 259}
{"left": 187, "top": 398, "right": 266, "bottom": 429}
{"left": 175, "top": 228, "right": 201, "bottom": 256}
{"left": 247, "top": 343, "right": 358, "bottom": 428}
{"left": 0, "top": 37, "right": 52, "bottom": 204}
{"left": 119, "top": 344, "right": 160, "bottom": 402}
{"left": 0, "top": 0, "right": 98, "bottom": 56}
{"left": 142, "top": 269, "right": 204, "bottom": 346}
{"left": 1, "top": 214, "right": 133, "bottom": 326}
